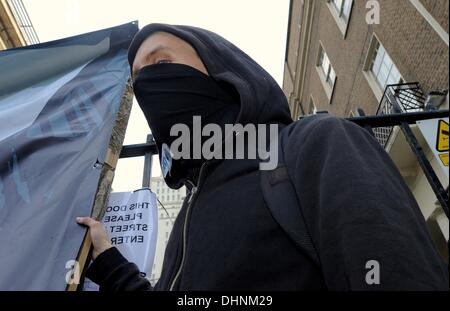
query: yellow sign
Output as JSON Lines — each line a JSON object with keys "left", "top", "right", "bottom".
{"left": 438, "top": 153, "right": 449, "bottom": 167}
{"left": 436, "top": 120, "right": 449, "bottom": 152}
{"left": 417, "top": 118, "right": 449, "bottom": 177}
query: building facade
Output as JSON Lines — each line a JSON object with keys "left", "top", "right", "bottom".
{"left": 283, "top": 0, "right": 449, "bottom": 260}
{"left": 148, "top": 175, "right": 186, "bottom": 284}
{"left": 0, "top": 0, "right": 38, "bottom": 50}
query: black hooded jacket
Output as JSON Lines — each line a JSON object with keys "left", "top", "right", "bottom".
{"left": 85, "top": 23, "right": 449, "bottom": 291}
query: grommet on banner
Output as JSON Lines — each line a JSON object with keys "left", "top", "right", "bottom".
{"left": 92, "top": 160, "right": 104, "bottom": 170}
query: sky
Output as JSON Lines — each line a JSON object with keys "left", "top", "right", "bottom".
{"left": 22, "top": 0, "right": 290, "bottom": 191}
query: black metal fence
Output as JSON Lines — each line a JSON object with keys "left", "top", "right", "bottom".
{"left": 373, "top": 82, "right": 426, "bottom": 147}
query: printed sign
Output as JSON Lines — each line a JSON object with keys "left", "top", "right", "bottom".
{"left": 84, "top": 189, "right": 158, "bottom": 290}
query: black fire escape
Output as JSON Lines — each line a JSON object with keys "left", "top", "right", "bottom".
{"left": 355, "top": 82, "right": 448, "bottom": 218}
{"left": 373, "top": 82, "right": 426, "bottom": 147}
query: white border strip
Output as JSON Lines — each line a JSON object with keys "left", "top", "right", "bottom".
{"left": 409, "top": 0, "right": 449, "bottom": 46}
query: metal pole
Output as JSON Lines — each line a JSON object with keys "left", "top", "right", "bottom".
{"left": 120, "top": 141, "right": 157, "bottom": 158}
{"left": 386, "top": 90, "right": 449, "bottom": 218}
{"left": 399, "top": 122, "right": 449, "bottom": 218}
{"left": 356, "top": 108, "right": 376, "bottom": 137}
{"left": 347, "top": 109, "right": 449, "bottom": 128}
{"left": 142, "top": 134, "right": 153, "bottom": 188}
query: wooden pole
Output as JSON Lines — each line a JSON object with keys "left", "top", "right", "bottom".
{"left": 66, "top": 80, "right": 133, "bottom": 291}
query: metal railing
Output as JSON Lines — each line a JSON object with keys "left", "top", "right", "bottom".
{"left": 6, "top": 0, "right": 39, "bottom": 45}
{"left": 120, "top": 107, "right": 449, "bottom": 218}
{"left": 373, "top": 82, "right": 426, "bottom": 147}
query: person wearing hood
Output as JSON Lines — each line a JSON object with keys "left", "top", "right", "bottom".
{"left": 76, "top": 23, "right": 449, "bottom": 291}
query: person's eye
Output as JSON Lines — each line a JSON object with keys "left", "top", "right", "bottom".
{"left": 156, "top": 59, "right": 172, "bottom": 64}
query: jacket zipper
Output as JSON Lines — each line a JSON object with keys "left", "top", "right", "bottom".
{"left": 169, "top": 163, "right": 208, "bottom": 290}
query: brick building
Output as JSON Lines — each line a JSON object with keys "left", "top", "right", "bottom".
{"left": 0, "top": 0, "right": 38, "bottom": 50}
{"left": 283, "top": 0, "right": 449, "bottom": 260}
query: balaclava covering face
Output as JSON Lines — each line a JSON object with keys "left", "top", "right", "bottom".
{"left": 132, "top": 61, "right": 240, "bottom": 182}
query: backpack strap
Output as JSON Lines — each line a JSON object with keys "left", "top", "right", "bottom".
{"left": 260, "top": 123, "right": 321, "bottom": 267}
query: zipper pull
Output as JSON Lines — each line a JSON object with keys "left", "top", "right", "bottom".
{"left": 187, "top": 186, "right": 197, "bottom": 203}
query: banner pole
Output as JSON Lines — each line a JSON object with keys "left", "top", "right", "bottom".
{"left": 66, "top": 80, "right": 134, "bottom": 291}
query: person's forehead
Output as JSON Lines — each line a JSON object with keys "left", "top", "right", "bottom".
{"left": 132, "top": 32, "right": 191, "bottom": 72}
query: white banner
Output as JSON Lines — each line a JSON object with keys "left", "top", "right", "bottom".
{"left": 84, "top": 189, "right": 158, "bottom": 290}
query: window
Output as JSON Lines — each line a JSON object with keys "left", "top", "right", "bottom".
{"left": 318, "top": 46, "right": 336, "bottom": 88}
{"left": 331, "top": 0, "right": 352, "bottom": 21}
{"left": 363, "top": 35, "right": 403, "bottom": 101}
{"left": 327, "top": 0, "right": 353, "bottom": 37}
{"left": 369, "top": 41, "right": 403, "bottom": 89}
{"left": 316, "top": 44, "right": 337, "bottom": 100}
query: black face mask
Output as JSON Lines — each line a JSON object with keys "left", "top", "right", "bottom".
{"left": 132, "top": 63, "right": 240, "bottom": 180}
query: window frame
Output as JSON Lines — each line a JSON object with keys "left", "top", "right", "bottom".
{"left": 315, "top": 43, "right": 337, "bottom": 103}
{"left": 326, "top": 0, "right": 354, "bottom": 38}
{"left": 363, "top": 34, "right": 404, "bottom": 102}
